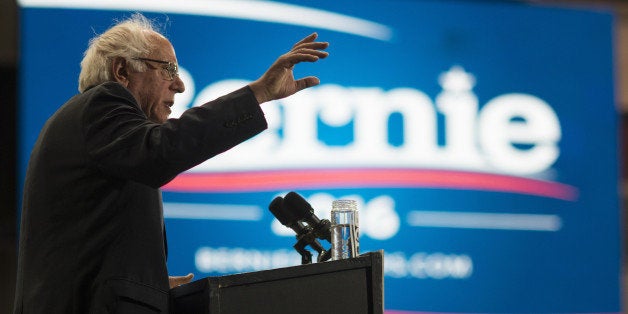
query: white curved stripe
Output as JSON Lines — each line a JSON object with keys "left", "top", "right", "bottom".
{"left": 17, "top": 0, "right": 393, "bottom": 41}
{"left": 164, "top": 202, "right": 263, "bottom": 220}
{"left": 407, "top": 211, "right": 562, "bottom": 232}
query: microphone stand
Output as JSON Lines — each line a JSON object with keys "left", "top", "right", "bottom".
{"left": 294, "top": 237, "right": 314, "bottom": 265}
{"left": 292, "top": 225, "right": 331, "bottom": 264}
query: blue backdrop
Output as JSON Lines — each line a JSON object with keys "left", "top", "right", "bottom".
{"left": 18, "top": 0, "right": 620, "bottom": 313}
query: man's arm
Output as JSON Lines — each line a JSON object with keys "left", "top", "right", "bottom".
{"left": 84, "top": 34, "right": 329, "bottom": 188}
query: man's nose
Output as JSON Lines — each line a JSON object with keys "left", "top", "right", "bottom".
{"left": 171, "top": 75, "right": 185, "bottom": 93}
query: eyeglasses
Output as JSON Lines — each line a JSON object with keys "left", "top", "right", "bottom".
{"left": 132, "top": 57, "right": 179, "bottom": 81}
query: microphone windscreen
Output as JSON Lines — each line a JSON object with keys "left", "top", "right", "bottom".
{"left": 269, "top": 196, "right": 291, "bottom": 226}
{"left": 283, "top": 191, "right": 313, "bottom": 220}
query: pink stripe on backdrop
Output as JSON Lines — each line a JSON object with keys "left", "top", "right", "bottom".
{"left": 385, "top": 311, "right": 464, "bottom": 314}
{"left": 385, "top": 311, "right": 496, "bottom": 314}
{"left": 384, "top": 312, "right": 620, "bottom": 314}
{"left": 162, "top": 168, "right": 579, "bottom": 201}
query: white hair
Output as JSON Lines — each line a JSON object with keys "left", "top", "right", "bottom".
{"left": 78, "top": 13, "right": 165, "bottom": 92}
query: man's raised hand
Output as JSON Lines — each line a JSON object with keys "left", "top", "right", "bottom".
{"left": 249, "top": 33, "right": 329, "bottom": 104}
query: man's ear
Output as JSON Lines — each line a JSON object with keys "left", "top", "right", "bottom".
{"left": 111, "top": 57, "right": 130, "bottom": 86}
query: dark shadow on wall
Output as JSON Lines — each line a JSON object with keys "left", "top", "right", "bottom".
{"left": 1, "top": 1, "right": 18, "bottom": 312}
{"left": 0, "top": 65, "right": 18, "bottom": 313}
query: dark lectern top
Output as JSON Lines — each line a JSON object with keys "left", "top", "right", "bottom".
{"left": 170, "top": 250, "right": 384, "bottom": 314}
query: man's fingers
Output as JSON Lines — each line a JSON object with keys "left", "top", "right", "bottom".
{"left": 292, "top": 32, "right": 318, "bottom": 48}
{"left": 169, "top": 273, "right": 194, "bottom": 288}
{"left": 287, "top": 33, "right": 329, "bottom": 66}
{"left": 281, "top": 51, "right": 328, "bottom": 67}
{"left": 295, "top": 76, "right": 321, "bottom": 91}
{"left": 292, "top": 41, "right": 329, "bottom": 53}
{"left": 292, "top": 48, "right": 329, "bottom": 58}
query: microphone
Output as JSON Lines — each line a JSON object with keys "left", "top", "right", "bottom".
{"left": 269, "top": 196, "right": 328, "bottom": 263}
{"left": 283, "top": 191, "right": 332, "bottom": 242}
{"left": 268, "top": 196, "right": 301, "bottom": 233}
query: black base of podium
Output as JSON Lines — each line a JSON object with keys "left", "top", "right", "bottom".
{"left": 170, "top": 251, "right": 384, "bottom": 314}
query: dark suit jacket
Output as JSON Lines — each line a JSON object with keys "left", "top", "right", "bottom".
{"left": 14, "top": 82, "right": 267, "bottom": 313}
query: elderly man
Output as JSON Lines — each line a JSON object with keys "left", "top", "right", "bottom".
{"left": 14, "top": 13, "right": 328, "bottom": 313}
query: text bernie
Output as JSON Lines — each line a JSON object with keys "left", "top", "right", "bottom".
{"left": 173, "top": 66, "right": 560, "bottom": 176}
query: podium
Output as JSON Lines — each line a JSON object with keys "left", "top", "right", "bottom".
{"left": 170, "top": 251, "right": 384, "bottom": 314}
